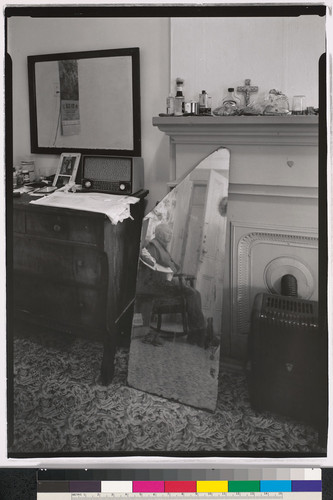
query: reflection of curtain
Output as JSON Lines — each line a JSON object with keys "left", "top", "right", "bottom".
{"left": 145, "top": 189, "right": 177, "bottom": 242}
{"left": 58, "top": 60, "right": 80, "bottom": 136}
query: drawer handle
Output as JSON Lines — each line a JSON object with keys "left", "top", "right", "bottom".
{"left": 53, "top": 224, "right": 61, "bottom": 232}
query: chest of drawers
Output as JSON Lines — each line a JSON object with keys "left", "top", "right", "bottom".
{"left": 11, "top": 193, "right": 146, "bottom": 384}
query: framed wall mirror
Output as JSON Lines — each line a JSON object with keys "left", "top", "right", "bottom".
{"left": 28, "top": 47, "right": 141, "bottom": 156}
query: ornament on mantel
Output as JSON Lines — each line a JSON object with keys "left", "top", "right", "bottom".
{"left": 237, "top": 79, "right": 258, "bottom": 106}
{"left": 263, "top": 89, "right": 291, "bottom": 115}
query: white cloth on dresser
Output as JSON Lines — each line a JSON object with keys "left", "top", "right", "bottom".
{"left": 30, "top": 191, "right": 139, "bottom": 224}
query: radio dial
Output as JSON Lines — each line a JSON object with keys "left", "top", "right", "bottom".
{"left": 119, "top": 183, "right": 126, "bottom": 191}
{"left": 84, "top": 179, "right": 92, "bottom": 189}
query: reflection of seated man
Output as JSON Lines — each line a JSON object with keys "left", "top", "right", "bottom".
{"left": 137, "top": 223, "right": 206, "bottom": 347}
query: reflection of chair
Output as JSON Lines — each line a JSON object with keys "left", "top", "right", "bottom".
{"left": 152, "top": 274, "right": 196, "bottom": 337}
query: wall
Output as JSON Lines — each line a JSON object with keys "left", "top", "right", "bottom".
{"left": 171, "top": 16, "right": 325, "bottom": 110}
{"left": 7, "top": 14, "right": 325, "bottom": 212}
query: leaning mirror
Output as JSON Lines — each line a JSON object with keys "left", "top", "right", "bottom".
{"left": 128, "top": 148, "right": 230, "bottom": 412}
{"left": 28, "top": 47, "right": 141, "bottom": 156}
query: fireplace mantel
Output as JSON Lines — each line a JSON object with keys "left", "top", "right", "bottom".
{"left": 153, "top": 115, "right": 318, "bottom": 145}
{"left": 153, "top": 115, "right": 318, "bottom": 182}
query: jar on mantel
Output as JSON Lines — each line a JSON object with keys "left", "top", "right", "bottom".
{"left": 213, "top": 88, "right": 241, "bottom": 116}
{"left": 166, "top": 94, "right": 175, "bottom": 115}
{"left": 198, "top": 90, "right": 212, "bottom": 115}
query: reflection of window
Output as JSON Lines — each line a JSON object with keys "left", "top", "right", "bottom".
{"left": 181, "top": 183, "right": 206, "bottom": 276}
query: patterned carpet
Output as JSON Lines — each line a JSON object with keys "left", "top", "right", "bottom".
{"left": 9, "top": 328, "right": 325, "bottom": 456}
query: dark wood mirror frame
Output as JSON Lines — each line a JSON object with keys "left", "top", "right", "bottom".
{"left": 28, "top": 47, "right": 141, "bottom": 156}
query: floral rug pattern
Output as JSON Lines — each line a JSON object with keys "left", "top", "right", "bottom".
{"left": 9, "top": 331, "right": 324, "bottom": 455}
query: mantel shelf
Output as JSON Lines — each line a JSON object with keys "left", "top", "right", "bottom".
{"left": 152, "top": 115, "right": 319, "bottom": 147}
{"left": 153, "top": 115, "right": 319, "bottom": 182}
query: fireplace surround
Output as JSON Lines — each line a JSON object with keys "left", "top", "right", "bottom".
{"left": 153, "top": 115, "right": 319, "bottom": 359}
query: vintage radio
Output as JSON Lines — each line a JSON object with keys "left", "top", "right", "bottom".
{"left": 81, "top": 155, "right": 144, "bottom": 195}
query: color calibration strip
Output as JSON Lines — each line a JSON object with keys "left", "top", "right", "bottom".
{"left": 38, "top": 480, "right": 321, "bottom": 493}
{"left": 37, "top": 469, "right": 321, "bottom": 499}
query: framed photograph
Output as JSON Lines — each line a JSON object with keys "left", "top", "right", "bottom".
{"left": 53, "top": 152, "right": 81, "bottom": 188}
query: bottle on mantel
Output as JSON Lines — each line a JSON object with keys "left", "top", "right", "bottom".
{"left": 174, "top": 78, "right": 185, "bottom": 116}
{"left": 213, "top": 87, "right": 241, "bottom": 116}
{"left": 166, "top": 93, "right": 175, "bottom": 115}
{"left": 199, "top": 90, "right": 208, "bottom": 115}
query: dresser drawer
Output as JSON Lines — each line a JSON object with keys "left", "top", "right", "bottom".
{"left": 14, "top": 235, "right": 107, "bottom": 286}
{"left": 25, "top": 211, "right": 104, "bottom": 246}
{"left": 14, "top": 274, "right": 106, "bottom": 332}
